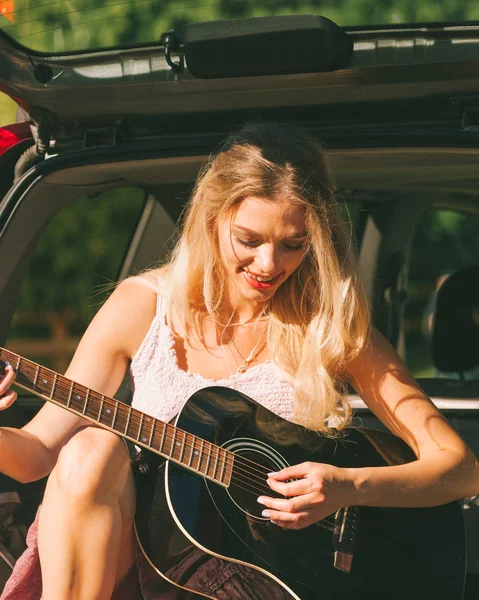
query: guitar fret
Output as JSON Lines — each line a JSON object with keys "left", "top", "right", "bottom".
{"left": 225, "top": 454, "right": 233, "bottom": 486}
{"left": 171, "top": 428, "right": 177, "bottom": 458}
{"left": 205, "top": 443, "right": 212, "bottom": 478}
{"left": 198, "top": 439, "right": 205, "bottom": 474}
{"left": 178, "top": 430, "right": 186, "bottom": 463}
{"left": 137, "top": 413, "right": 145, "bottom": 443}
{"left": 50, "top": 373, "right": 58, "bottom": 399}
{"left": 99, "top": 395, "right": 105, "bottom": 421}
{"left": 187, "top": 434, "right": 194, "bottom": 467}
{"left": 148, "top": 419, "right": 155, "bottom": 448}
{"left": 16, "top": 356, "right": 21, "bottom": 371}
{"left": 82, "top": 389, "right": 90, "bottom": 415}
{"left": 33, "top": 365, "right": 40, "bottom": 389}
{"left": 212, "top": 447, "right": 219, "bottom": 480}
{"left": 124, "top": 407, "right": 132, "bottom": 435}
{"left": 219, "top": 452, "right": 227, "bottom": 484}
{"left": 158, "top": 425, "right": 166, "bottom": 454}
{"left": 67, "top": 381, "right": 74, "bottom": 408}
{"left": 111, "top": 402, "right": 118, "bottom": 429}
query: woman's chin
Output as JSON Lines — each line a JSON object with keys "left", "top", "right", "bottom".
{"left": 237, "top": 277, "right": 277, "bottom": 303}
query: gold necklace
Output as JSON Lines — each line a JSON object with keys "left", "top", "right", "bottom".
{"left": 226, "top": 327, "right": 267, "bottom": 374}
{"left": 226, "top": 314, "right": 268, "bottom": 327}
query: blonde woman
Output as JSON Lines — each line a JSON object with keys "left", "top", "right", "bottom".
{"left": 0, "top": 122, "right": 477, "bottom": 600}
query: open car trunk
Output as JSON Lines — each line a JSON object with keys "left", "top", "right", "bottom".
{"left": 1, "top": 8, "right": 479, "bottom": 597}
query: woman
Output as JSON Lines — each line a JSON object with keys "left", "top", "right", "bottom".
{"left": 0, "top": 122, "right": 477, "bottom": 600}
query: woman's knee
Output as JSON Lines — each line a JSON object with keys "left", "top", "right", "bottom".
{"left": 52, "top": 426, "right": 133, "bottom": 505}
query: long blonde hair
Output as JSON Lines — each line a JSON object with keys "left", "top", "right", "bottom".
{"left": 161, "top": 122, "right": 370, "bottom": 433}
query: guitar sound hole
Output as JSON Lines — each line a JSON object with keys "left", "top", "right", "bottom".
{"left": 222, "top": 438, "right": 289, "bottom": 519}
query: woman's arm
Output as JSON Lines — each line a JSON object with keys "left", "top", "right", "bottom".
{"left": 343, "top": 328, "right": 479, "bottom": 506}
{"left": 0, "top": 277, "right": 157, "bottom": 484}
{"left": 259, "top": 329, "right": 479, "bottom": 528}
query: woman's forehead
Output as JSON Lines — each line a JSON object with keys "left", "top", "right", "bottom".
{"left": 230, "top": 196, "right": 307, "bottom": 231}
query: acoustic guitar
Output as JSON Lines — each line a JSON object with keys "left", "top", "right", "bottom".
{"left": 0, "top": 348, "right": 466, "bottom": 599}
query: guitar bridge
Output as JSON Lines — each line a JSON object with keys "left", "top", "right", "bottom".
{"left": 332, "top": 506, "right": 359, "bottom": 574}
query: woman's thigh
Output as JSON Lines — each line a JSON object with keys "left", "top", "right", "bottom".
{"left": 51, "top": 425, "right": 135, "bottom": 507}
{"left": 42, "top": 426, "right": 137, "bottom": 579}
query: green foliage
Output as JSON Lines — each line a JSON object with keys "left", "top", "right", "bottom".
{"left": 0, "top": 0, "right": 477, "bottom": 53}
{"left": 0, "top": 93, "right": 17, "bottom": 127}
{"left": 409, "top": 209, "right": 479, "bottom": 282}
{"left": 14, "top": 187, "right": 146, "bottom": 326}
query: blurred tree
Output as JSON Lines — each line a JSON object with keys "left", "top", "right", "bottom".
{"left": 15, "top": 188, "right": 146, "bottom": 324}
{"left": 0, "top": 0, "right": 477, "bottom": 53}
{"left": 9, "top": 187, "right": 146, "bottom": 370}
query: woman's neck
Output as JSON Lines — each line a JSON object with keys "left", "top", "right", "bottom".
{"left": 218, "top": 302, "right": 268, "bottom": 327}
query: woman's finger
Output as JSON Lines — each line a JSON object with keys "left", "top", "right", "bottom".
{"left": 0, "top": 390, "right": 18, "bottom": 410}
{"left": 267, "top": 462, "right": 315, "bottom": 482}
{"left": 266, "top": 474, "right": 314, "bottom": 498}
{"left": 258, "top": 491, "right": 316, "bottom": 513}
{"left": 262, "top": 508, "right": 313, "bottom": 530}
{"left": 0, "top": 364, "right": 16, "bottom": 394}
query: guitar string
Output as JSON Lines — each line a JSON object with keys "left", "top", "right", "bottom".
{"left": 227, "top": 474, "right": 336, "bottom": 530}
{"left": 14, "top": 368, "right": 296, "bottom": 481}
{"left": 6, "top": 366, "right": 338, "bottom": 532}
{"left": 7, "top": 352, "right": 292, "bottom": 478}
{"left": 11, "top": 365, "right": 337, "bottom": 526}
{"left": 15, "top": 368, "right": 334, "bottom": 500}
{"left": 226, "top": 474, "right": 335, "bottom": 531}
{"left": 13, "top": 377, "right": 339, "bottom": 528}
{"left": 15, "top": 369, "right": 335, "bottom": 502}
{"left": 7, "top": 351, "right": 282, "bottom": 480}
{"left": 3, "top": 356, "right": 339, "bottom": 533}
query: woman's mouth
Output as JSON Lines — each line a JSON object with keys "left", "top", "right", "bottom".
{"left": 241, "top": 269, "right": 282, "bottom": 290}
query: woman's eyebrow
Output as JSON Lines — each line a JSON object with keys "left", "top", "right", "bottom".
{"left": 233, "top": 225, "right": 308, "bottom": 238}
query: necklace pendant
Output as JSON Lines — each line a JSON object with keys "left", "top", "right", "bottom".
{"left": 237, "top": 364, "right": 248, "bottom": 374}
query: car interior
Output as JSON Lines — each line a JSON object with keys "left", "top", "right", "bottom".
{"left": 1, "top": 132, "right": 479, "bottom": 593}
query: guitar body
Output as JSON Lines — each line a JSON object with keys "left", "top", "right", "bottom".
{"left": 134, "top": 386, "right": 466, "bottom": 600}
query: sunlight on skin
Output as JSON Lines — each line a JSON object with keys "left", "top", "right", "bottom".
{"left": 218, "top": 196, "right": 308, "bottom": 323}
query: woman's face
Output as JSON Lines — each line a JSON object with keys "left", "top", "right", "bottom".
{"left": 219, "top": 196, "right": 308, "bottom": 307}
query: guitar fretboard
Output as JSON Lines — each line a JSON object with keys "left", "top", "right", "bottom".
{"left": 0, "top": 347, "right": 233, "bottom": 487}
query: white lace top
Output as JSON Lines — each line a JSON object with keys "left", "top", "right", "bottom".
{"left": 130, "top": 296, "right": 295, "bottom": 423}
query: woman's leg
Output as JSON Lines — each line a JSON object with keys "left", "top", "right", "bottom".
{"left": 38, "top": 426, "right": 137, "bottom": 600}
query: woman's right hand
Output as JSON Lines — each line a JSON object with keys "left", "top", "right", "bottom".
{"left": 0, "top": 362, "right": 17, "bottom": 409}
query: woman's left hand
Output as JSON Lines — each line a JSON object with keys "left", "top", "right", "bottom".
{"left": 258, "top": 462, "right": 357, "bottom": 530}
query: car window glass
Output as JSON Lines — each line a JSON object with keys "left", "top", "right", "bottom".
{"left": 6, "top": 187, "right": 146, "bottom": 386}
{"left": 0, "top": 92, "right": 17, "bottom": 127}
{"left": 404, "top": 209, "right": 479, "bottom": 379}
{"left": 1, "top": 1, "right": 477, "bottom": 54}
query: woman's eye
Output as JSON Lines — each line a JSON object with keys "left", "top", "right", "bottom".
{"left": 283, "top": 243, "right": 305, "bottom": 251}
{"left": 236, "top": 238, "right": 305, "bottom": 251}
{"left": 236, "top": 238, "right": 259, "bottom": 248}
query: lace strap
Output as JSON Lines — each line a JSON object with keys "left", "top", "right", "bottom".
{"left": 155, "top": 294, "right": 167, "bottom": 322}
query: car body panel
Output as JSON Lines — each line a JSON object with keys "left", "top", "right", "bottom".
{"left": 1, "top": 23, "right": 479, "bottom": 137}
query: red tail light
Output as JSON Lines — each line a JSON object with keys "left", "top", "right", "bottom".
{"left": 0, "top": 123, "right": 32, "bottom": 157}
{"left": 0, "top": 0, "right": 15, "bottom": 23}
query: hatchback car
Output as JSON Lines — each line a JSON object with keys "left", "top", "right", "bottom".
{"left": 0, "top": 2, "right": 479, "bottom": 598}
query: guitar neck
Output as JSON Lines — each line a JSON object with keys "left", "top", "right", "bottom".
{"left": 0, "top": 347, "right": 232, "bottom": 487}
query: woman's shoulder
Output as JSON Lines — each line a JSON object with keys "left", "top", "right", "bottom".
{"left": 97, "top": 268, "right": 170, "bottom": 359}
{"left": 117, "top": 266, "right": 170, "bottom": 299}
{"left": 122, "top": 266, "right": 170, "bottom": 295}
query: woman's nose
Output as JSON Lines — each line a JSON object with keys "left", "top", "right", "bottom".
{"left": 256, "top": 244, "right": 279, "bottom": 274}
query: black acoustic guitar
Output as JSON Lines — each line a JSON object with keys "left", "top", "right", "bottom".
{"left": 0, "top": 348, "right": 466, "bottom": 600}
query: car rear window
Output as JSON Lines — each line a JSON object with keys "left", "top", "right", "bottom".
{"left": 1, "top": 1, "right": 478, "bottom": 54}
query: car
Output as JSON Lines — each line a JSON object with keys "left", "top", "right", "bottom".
{"left": 1, "top": 3, "right": 479, "bottom": 597}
